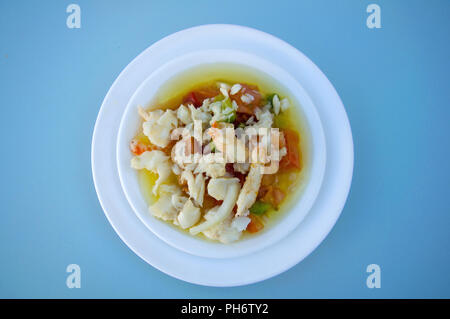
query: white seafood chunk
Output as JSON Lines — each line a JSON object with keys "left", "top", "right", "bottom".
{"left": 202, "top": 214, "right": 243, "bottom": 244}
{"left": 241, "top": 93, "right": 254, "bottom": 104}
{"left": 194, "top": 153, "right": 226, "bottom": 178}
{"left": 188, "top": 104, "right": 211, "bottom": 126}
{"left": 170, "top": 137, "right": 202, "bottom": 170}
{"left": 206, "top": 163, "right": 226, "bottom": 178}
{"left": 180, "top": 170, "right": 205, "bottom": 207}
{"left": 150, "top": 184, "right": 187, "bottom": 224}
{"left": 233, "top": 163, "right": 250, "bottom": 174}
{"left": 231, "top": 216, "right": 251, "bottom": 232}
{"left": 150, "top": 194, "right": 178, "bottom": 222}
{"left": 176, "top": 104, "right": 192, "bottom": 125}
{"left": 171, "top": 163, "right": 182, "bottom": 176}
{"left": 209, "top": 99, "right": 237, "bottom": 124}
{"left": 280, "top": 97, "right": 290, "bottom": 112}
{"left": 158, "top": 109, "right": 178, "bottom": 127}
{"left": 219, "top": 87, "right": 229, "bottom": 98}
{"left": 236, "top": 164, "right": 263, "bottom": 216}
{"left": 218, "top": 82, "right": 231, "bottom": 93}
{"left": 130, "top": 150, "right": 171, "bottom": 195}
{"left": 208, "top": 127, "right": 247, "bottom": 163}
{"left": 158, "top": 184, "right": 181, "bottom": 195}
{"left": 251, "top": 108, "right": 273, "bottom": 129}
{"left": 142, "top": 109, "right": 178, "bottom": 148}
{"left": 190, "top": 178, "right": 240, "bottom": 235}
{"left": 171, "top": 139, "right": 188, "bottom": 169}
{"left": 230, "top": 84, "right": 242, "bottom": 95}
{"left": 171, "top": 193, "right": 188, "bottom": 211}
{"left": 272, "top": 94, "right": 281, "bottom": 115}
{"left": 138, "top": 106, "right": 150, "bottom": 121}
{"left": 177, "top": 199, "right": 201, "bottom": 229}
{"left": 207, "top": 177, "right": 240, "bottom": 201}
{"left": 149, "top": 184, "right": 183, "bottom": 222}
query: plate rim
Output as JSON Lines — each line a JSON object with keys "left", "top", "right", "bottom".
{"left": 91, "top": 24, "right": 354, "bottom": 287}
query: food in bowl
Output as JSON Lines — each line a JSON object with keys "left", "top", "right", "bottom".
{"left": 129, "top": 66, "right": 306, "bottom": 244}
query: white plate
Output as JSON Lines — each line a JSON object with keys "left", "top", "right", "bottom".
{"left": 91, "top": 24, "right": 353, "bottom": 287}
{"left": 116, "top": 49, "right": 327, "bottom": 259}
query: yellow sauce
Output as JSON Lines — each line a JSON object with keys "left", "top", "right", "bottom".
{"left": 135, "top": 63, "right": 310, "bottom": 237}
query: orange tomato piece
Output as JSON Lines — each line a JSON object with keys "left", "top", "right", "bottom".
{"left": 270, "top": 187, "right": 286, "bottom": 207}
{"left": 259, "top": 185, "right": 285, "bottom": 208}
{"left": 236, "top": 104, "right": 254, "bottom": 115}
{"left": 203, "top": 194, "right": 221, "bottom": 210}
{"left": 130, "top": 139, "right": 152, "bottom": 155}
{"left": 280, "top": 129, "right": 301, "bottom": 170}
{"left": 183, "top": 86, "right": 220, "bottom": 108}
{"left": 261, "top": 174, "right": 277, "bottom": 186}
{"left": 230, "top": 84, "right": 262, "bottom": 114}
{"left": 247, "top": 214, "right": 264, "bottom": 233}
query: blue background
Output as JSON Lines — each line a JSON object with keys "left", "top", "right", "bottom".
{"left": 0, "top": 0, "right": 449, "bottom": 298}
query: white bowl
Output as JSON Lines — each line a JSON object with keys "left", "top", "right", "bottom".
{"left": 93, "top": 24, "right": 353, "bottom": 286}
{"left": 116, "top": 49, "right": 326, "bottom": 259}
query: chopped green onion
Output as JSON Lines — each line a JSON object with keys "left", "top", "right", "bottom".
{"left": 265, "top": 93, "right": 283, "bottom": 108}
{"left": 209, "top": 97, "right": 237, "bottom": 124}
{"left": 213, "top": 94, "right": 226, "bottom": 102}
{"left": 226, "top": 113, "right": 236, "bottom": 123}
{"left": 273, "top": 115, "right": 287, "bottom": 128}
{"left": 222, "top": 98, "right": 232, "bottom": 110}
{"left": 249, "top": 201, "right": 272, "bottom": 215}
{"left": 265, "top": 93, "right": 277, "bottom": 102}
{"left": 220, "top": 98, "right": 236, "bottom": 123}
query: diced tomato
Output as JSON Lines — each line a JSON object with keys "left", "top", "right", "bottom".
{"left": 130, "top": 139, "right": 152, "bottom": 155}
{"left": 266, "top": 187, "right": 285, "bottom": 207}
{"left": 230, "top": 84, "right": 262, "bottom": 114}
{"left": 130, "top": 137, "right": 175, "bottom": 156}
{"left": 203, "top": 193, "right": 221, "bottom": 210}
{"left": 247, "top": 214, "right": 264, "bottom": 233}
{"left": 235, "top": 172, "right": 247, "bottom": 186}
{"left": 280, "top": 129, "right": 301, "bottom": 170}
{"left": 224, "top": 163, "right": 246, "bottom": 185}
{"left": 261, "top": 174, "right": 277, "bottom": 186}
{"left": 234, "top": 112, "right": 251, "bottom": 127}
{"left": 183, "top": 87, "right": 220, "bottom": 108}
{"left": 225, "top": 163, "right": 235, "bottom": 175}
{"left": 257, "top": 185, "right": 271, "bottom": 199}
{"left": 279, "top": 131, "right": 286, "bottom": 149}
{"left": 236, "top": 104, "right": 254, "bottom": 115}
{"left": 183, "top": 92, "right": 200, "bottom": 107}
{"left": 258, "top": 185, "right": 285, "bottom": 208}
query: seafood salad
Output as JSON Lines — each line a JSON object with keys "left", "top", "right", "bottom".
{"left": 130, "top": 81, "right": 303, "bottom": 243}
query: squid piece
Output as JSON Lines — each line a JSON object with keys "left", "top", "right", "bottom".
{"left": 236, "top": 164, "right": 263, "bottom": 217}
{"left": 189, "top": 178, "right": 240, "bottom": 235}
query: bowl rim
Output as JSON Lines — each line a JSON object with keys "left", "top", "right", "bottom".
{"left": 92, "top": 23, "right": 354, "bottom": 286}
{"left": 116, "top": 48, "right": 327, "bottom": 259}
